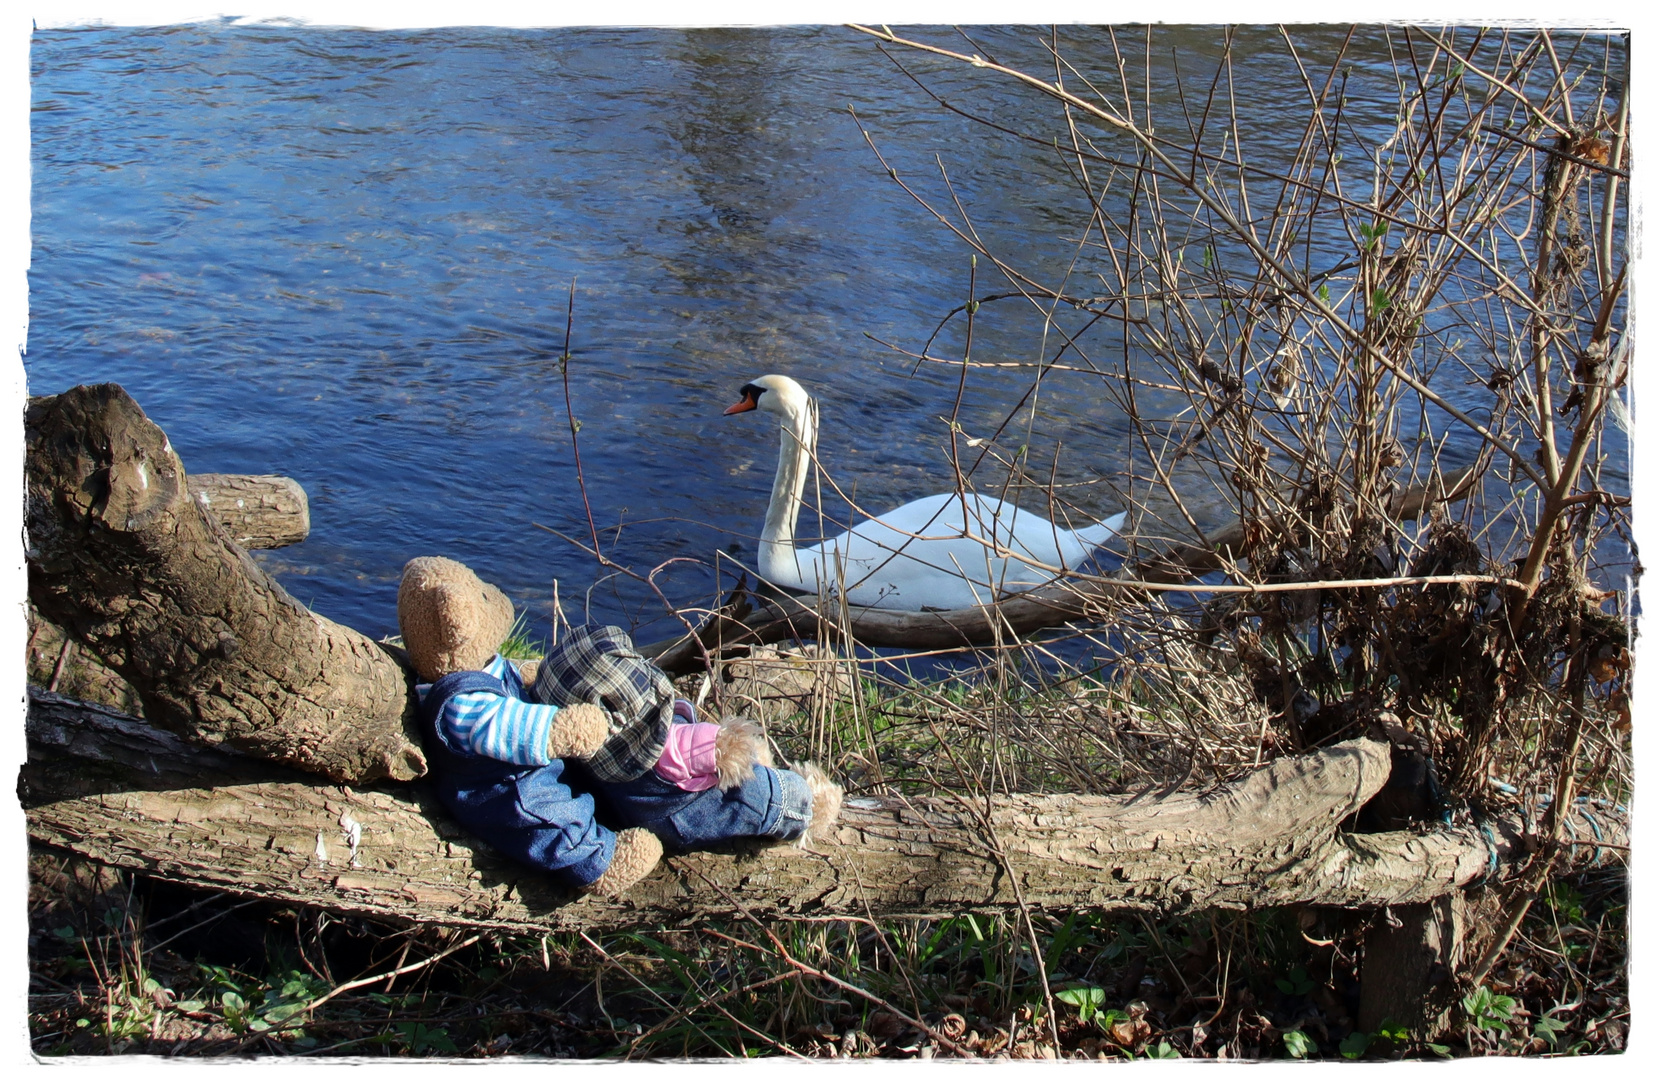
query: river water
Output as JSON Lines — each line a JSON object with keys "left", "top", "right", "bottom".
{"left": 26, "top": 23, "right": 1628, "bottom": 645}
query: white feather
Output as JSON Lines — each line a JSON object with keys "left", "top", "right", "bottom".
{"left": 733, "top": 374, "right": 1126, "bottom": 611}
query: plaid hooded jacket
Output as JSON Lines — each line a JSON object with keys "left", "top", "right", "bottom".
{"left": 529, "top": 624, "right": 675, "bottom": 784}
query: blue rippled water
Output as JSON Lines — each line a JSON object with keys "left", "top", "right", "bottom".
{"left": 28, "top": 23, "right": 1615, "bottom": 644}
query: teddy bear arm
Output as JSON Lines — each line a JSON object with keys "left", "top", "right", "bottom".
{"left": 546, "top": 702, "right": 609, "bottom": 760}
{"left": 713, "top": 715, "right": 770, "bottom": 791}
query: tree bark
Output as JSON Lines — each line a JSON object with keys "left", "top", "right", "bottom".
{"left": 1356, "top": 895, "right": 1465, "bottom": 1039}
{"left": 26, "top": 471, "right": 309, "bottom": 720}
{"left": 188, "top": 473, "right": 310, "bottom": 549}
{"left": 24, "top": 690, "right": 1624, "bottom": 934}
{"left": 27, "top": 603, "right": 147, "bottom": 718}
{"left": 25, "top": 384, "right": 424, "bottom": 784}
{"left": 643, "top": 466, "right": 1479, "bottom": 676}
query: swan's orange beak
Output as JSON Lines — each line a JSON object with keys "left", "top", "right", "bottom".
{"left": 723, "top": 389, "right": 758, "bottom": 415}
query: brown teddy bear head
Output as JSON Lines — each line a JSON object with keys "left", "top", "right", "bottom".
{"left": 397, "top": 556, "right": 515, "bottom": 683}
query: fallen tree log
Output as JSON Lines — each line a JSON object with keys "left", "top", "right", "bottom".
{"left": 24, "top": 689, "right": 1624, "bottom": 934}
{"left": 643, "top": 468, "right": 1478, "bottom": 675}
{"left": 25, "top": 384, "right": 424, "bottom": 783}
{"left": 26, "top": 472, "right": 309, "bottom": 720}
{"left": 188, "top": 473, "right": 311, "bottom": 549}
{"left": 26, "top": 603, "right": 147, "bottom": 718}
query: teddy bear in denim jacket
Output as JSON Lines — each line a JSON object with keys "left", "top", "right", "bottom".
{"left": 397, "top": 556, "right": 841, "bottom": 898}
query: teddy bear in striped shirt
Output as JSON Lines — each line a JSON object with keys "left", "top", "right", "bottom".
{"left": 397, "top": 556, "right": 841, "bottom": 897}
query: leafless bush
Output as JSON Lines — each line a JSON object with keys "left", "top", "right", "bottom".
{"left": 790, "top": 25, "right": 1633, "bottom": 824}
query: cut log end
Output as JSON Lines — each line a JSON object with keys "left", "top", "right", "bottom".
{"left": 189, "top": 473, "right": 311, "bottom": 549}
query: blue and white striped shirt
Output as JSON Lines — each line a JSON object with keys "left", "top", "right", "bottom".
{"left": 416, "top": 654, "right": 560, "bottom": 767}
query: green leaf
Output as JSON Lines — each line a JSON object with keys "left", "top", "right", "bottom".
{"left": 1377, "top": 1019, "right": 1409, "bottom": 1043}
{"left": 221, "top": 991, "right": 246, "bottom": 1014}
{"left": 1283, "top": 1029, "right": 1314, "bottom": 1059}
{"left": 1318, "top": 283, "right": 1331, "bottom": 304}
{"left": 53, "top": 926, "right": 76, "bottom": 942}
{"left": 1146, "top": 1040, "right": 1179, "bottom": 1059}
{"left": 398, "top": 1023, "right": 458, "bottom": 1054}
{"left": 1056, "top": 986, "right": 1106, "bottom": 1024}
{"left": 174, "top": 1000, "right": 205, "bottom": 1012}
{"left": 1339, "top": 1031, "right": 1371, "bottom": 1059}
{"left": 1534, "top": 1015, "right": 1568, "bottom": 1048}
{"left": 1276, "top": 965, "right": 1315, "bottom": 996}
{"left": 1427, "top": 1042, "right": 1453, "bottom": 1057}
{"left": 1098, "top": 1008, "right": 1132, "bottom": 1034}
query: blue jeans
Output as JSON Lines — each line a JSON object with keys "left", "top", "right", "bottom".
{"left": 583, "top": 764, "right": 814, "bottom": 851}
{"left": 436, "top": 756, "right": 616, "bottom": 888}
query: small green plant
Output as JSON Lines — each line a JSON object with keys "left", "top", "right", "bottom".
{"left": 219, "top": 990, "right": 254, "bottom": 1033}
{"left": 1098, "top": 1008, "right": 1134, "bottom": 1035}
{"left": 1372, "top": 1018, "right": 1410, "bottom": 1053}
{"left": 1338, "top": 1031, "right": 1372, "bottom": 1059}
{"left": 1544, "top": 883, "right": 1586, "bottom": 924}
{"left": 1145, "top": 1040, "right": 1179, "bottom": 1059}
{"left": 1055, "top": 985, "right": 1106, "bottom": 1025}
{"left": 1282, "top": 1029, "right": 1315, "bottom": 1059}
{"left": 1275, "top": 966, "right": 1315, "bottom": 997}
{"left": 396, "top": 1022, "right": 459, "bottom": 1055}
{"left": 1463, "top": 986, "right": 1518, "bottom": 1034}
{"left": 258, "top": 970, "right": 328, "bottom": 1028}
{"left": 498, "top": 611, "right": 544, "bottom": 661}
{"left": 1532, "top": 1015, "right": 1570, "bottom": 1051}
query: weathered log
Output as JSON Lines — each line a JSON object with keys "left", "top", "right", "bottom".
{"left": 25, "top": 384, "right": 423, "bottom": 784}
{"left": 643, "top": 466, "right": 1480, "bottom": 675}
{"left": 27, "top": 602, "right": 145, "bottom": 718}
{"left": 24, "top": 689, "right": 1624, "bottom": 933}
{"left": 188, "top": 473, "right": 310, "bottom": 549}
{"left": 25, "top": 471, "right": 312, "bottom": 716}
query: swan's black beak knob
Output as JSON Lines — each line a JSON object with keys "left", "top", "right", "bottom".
{"left": 723, "top": 385, "right": 760, "bottom": 415}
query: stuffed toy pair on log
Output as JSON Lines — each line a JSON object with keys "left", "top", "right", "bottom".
{"left": 397, "top": 557, "right": 843, "bottom": 897}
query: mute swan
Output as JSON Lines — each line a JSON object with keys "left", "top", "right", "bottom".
{"left": 724, "top": 374, "right": 1127, "bottom": 611}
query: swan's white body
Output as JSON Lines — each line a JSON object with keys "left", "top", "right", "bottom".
{"left": 727, "top": 374, "right": 1127, "bottom": 611}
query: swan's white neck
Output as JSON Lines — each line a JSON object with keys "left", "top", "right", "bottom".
{"left": 759, "top": 392, "right": 817, "bottom": 590}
